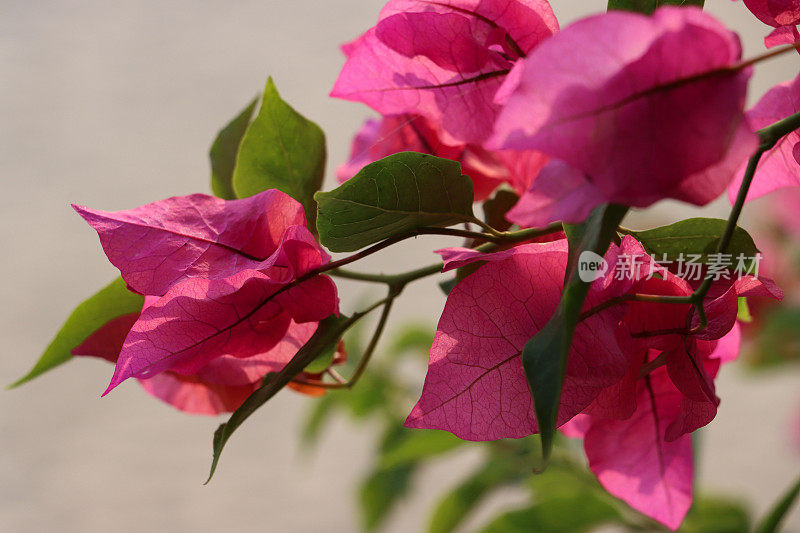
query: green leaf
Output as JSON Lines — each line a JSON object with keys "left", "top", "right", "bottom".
{"left": 427, "top": 458, "right": 522, "bottom": 533}
{"left": 607, "top": 0, "right": 704, "bottom": 13}
{"left": 483, "top": 189, "right": 519, "bottom": 233}
{"left": 737, "top": 297, "right": 753, "bottom": 323}
{"left": 522, "top": 204, "right": 628, "bottom": 463}
{"left": 207, "top": 313, "right": 355, "bottom": 482}
{"left": 478, "top": 498, "right": 617, "bottom": 533}
{"left": 629, "top": 218, "right": 760, "bottom": 272}
{"left": 299, "top": 394, "right": 337, "bottom": 447}
{"left": 748, "top": 307, "right": 800, "bottom": 369}
{"left": 682, "top": 497, "right": 751, "bottom": 533}
{"left": 380, "top": 429, "right": 464, "bottom": 469}
{"left": 9, "top": 277, "right": 143, "bottom": 388}
{"left": 315, "top": 152, "right": 475, "bottom": 252}
{"left": 209, "top": 97, "right": 258, "bottom": 199}
{"left": 232, "top": 78, "right": 326, "bottom": 229}
{"left": 438, "top": 277, "right": 458, "bottom": 296}
{"left": 755, "top": 475, "right": 800, "bottom": 533}
{"left": 301, "top": 338, "right": 338, "bottom": 374}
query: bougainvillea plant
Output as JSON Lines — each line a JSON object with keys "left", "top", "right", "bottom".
{"left": 12, "top": 0, "right": 800, "bottom": 530}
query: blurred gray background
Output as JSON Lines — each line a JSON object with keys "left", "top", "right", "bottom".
{"left": 2, "top": 1, "right": 799, "bottom": 531}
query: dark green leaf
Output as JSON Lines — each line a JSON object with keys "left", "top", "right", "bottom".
{"left": 380, "top": 429, "right": 463, "bottom": 469}
{"left": 682, "top": 497, "right": 751, "bottom": 533}
{"left": 483, "top": 189, "right": 519, "bottom": 233}
{"left": 207, "top": 313, "right": 355, "bottom": 482}
{"left": 608, "top": 0, "right": 704, "bottom": 13}
{"left": 428, "top": 458, "right": 522, "bottom": 533}
{"left": 209, "top": 97, "right": 258, "bottom": 199}
{"left": 10, "top": 277, "right": 143, "bottom": 388}
{"left": 737, "top": 297, "right": 753, "bottom": 323}
{"left": 438, "top": 277, "right": 458, "bottom": 296}
{"left": 629, "top": 218, "right": 760, "bottom": 272}
{"left": 522, "top": 204, "right": 628, "bottom": 463}
{"left": 315, "top": 152, "right": 475, "bottom": 252}
{"left": 232, "top": 78, "right": 326, "bottom": 229}
{"left": 755, "top": 474, "right": 800, "bottom": 533}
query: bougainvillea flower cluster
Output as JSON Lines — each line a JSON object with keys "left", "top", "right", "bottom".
{"left": 490, "top": 7, "right": 758, "bottom": 226}
{"left": 72, "top": 190, "right": 338, "bottom": 414}
{"left": 19, "top": 0, "right": 800, "bottom": 529}
{"left": 408, "top": 236, "right": 780, "bottom": 527}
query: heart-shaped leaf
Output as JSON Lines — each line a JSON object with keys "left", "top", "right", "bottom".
{"left": 10, "top": 277, "right": 144, "bottom": 388}
{"left": 315, "top": 152, "right": 475, "bottom": 252}
{"left": 628, "top": 218, "right": 760, "bottom": 272}
{"left": 608, "top": 0, "right": 705, "bottom": 14}
{"left": 209, "top": 97, "right": 258, "bottom": 199}
{"left": 233, "top": 78, "right": 326, "bottom": 229}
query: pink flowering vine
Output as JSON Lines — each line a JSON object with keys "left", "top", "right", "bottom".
{"left": 14, "top": 0, "right": 800, "bottom": 530}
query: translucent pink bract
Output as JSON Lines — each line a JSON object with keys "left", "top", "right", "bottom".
{"left": 73, "top": 190, "right": 310, "bottom": 296}
{"left": 489, "top": 7, "right": 758, "bottom": 225}
{"left": 74, "top": 190, "right": 339, "bottom": 401}
{"left": 742, "top": 0, "right": 800, "bottom": 27}
{"left": 330, "top": 0, "right": 558, "bottom": 144}
{"left": 406, "top": 239, "right": 633, "bottom": 439}
{"left": 75, "top": 304, "right": 316, "bottom": 415}
{"left": 730, "top": 72, "right": 800, "bottom": 202}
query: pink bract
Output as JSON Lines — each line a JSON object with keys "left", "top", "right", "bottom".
{"left": 73, "top": 190, "right": 314, "bottom": 296}
{"left": 75, "top": 303, "right": 317, "bottom": 415}
{"left": 330, "top": 0, "right": 558, "bottom": 145}
{"left": 103, "top": 267, "right": 337, "bottom": 395}
{"left": 406, "top": 238, "right": 639, "bottom": 439}
{"left": 411, "top": 234, "right": 779, "bottom": 528}
{"left": 730, "top": 72, "right": 800, "bottom": 202}
{"left": 489, "top": 7, "right": 758, "bottom": 225}
{"left": 566, "top": 369, "right": 694, "bottom": 531}
{"left": 742, "top": 0, "right": 800, "bottom": 27}
{"left": 765, "top": 24, "right": 800, "bottom": 49}
{"left": 74, "top": 189, "right": 339, "bottom": 398}
{"left": 562, "top": 322, "right": 744, "bottom": 529}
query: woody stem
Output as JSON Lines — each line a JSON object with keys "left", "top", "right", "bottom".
{"left": 690, "top": 109, "right": 800, "bottom": 315}
{"left": 328, "top": 222, "right": 564, "bottom": 285}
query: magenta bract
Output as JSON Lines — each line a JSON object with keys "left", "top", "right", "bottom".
{"left": 489, "top": 7, "right": 758, "bottom": 225}
{"left": 330, "top": 0, "right": 558, "bottom": 144}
